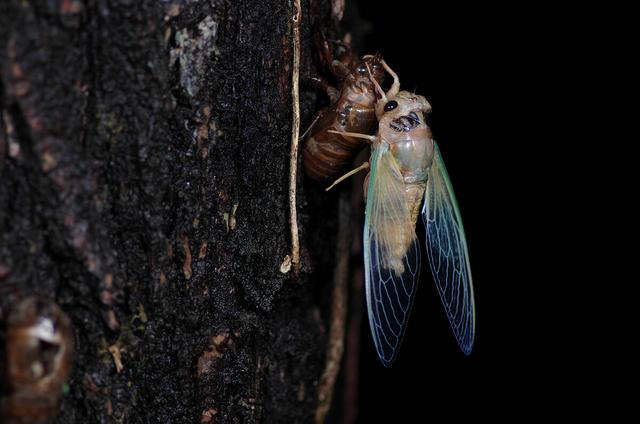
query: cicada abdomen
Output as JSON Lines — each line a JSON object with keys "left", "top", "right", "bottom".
{"left": 302, "top": 52, "right": 384, "bottom": 182}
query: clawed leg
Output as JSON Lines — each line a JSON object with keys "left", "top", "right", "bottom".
{"left": 300, "top": 113, "right": 322, "bottom": 140}
{"left": 330, "top": 60, "right": 350, "bottom": 79}
{"left": 308, "top": 75, "right": 340, "bottom": 103}
{"left": 326, "top": 161, "right": 370, "bottom": 192}
{"left": 367, "top": 59, "right": 400, "bottom": 101}
{"left": 330, "top": 37, "right": 353, "bottom": 65}
{"left": 367, "top": 59, "right": 400, "bottom": 117}
{"left": 316, "top": 32, "right": 334, "bottom": 70}
{"left": 316, "top": 32, "right": 353, "bottom": 79}
{"left": 367, "top": 62, "right": 387, "bottom": 103}
{"left": 330, "top": 34, "right": 355, "bottom": 78}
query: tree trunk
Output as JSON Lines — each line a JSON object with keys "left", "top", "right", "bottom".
{"left": 0, "top": 1, "right": 344, "bottom": 422}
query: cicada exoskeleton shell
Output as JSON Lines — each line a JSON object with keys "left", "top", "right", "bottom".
{"left": 302, "top": 51, "right": 385, "bottom": 182}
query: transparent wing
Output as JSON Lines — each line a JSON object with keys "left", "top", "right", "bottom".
{"left": 422, "top": 142, "right": 476, "bottom": 354}
{"left": 364, "top": 143, "right": 421, "bottom": 367}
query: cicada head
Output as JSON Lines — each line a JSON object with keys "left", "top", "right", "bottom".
{"left": 360, "top": 54, "right": 385, "bottom": 86}
{"left": 379, "top": 91, "right": 435, "bottom": 178}
{"left": 379, "top": 91, "right": 432, "bottom": 135}
{"left": 342, "top": 54, "right": 385, "bottom": 106}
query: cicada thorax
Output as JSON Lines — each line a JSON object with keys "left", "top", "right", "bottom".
{"left": 302, "top": 55, "right": 384, "bottom": 182}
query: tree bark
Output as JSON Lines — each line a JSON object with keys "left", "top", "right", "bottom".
{"left": 1, "top": 1, "right": 343, "bottom": 422}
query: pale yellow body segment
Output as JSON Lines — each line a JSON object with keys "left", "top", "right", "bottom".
{"left": 367, "top": 90, "right": 434, "bottom": 276}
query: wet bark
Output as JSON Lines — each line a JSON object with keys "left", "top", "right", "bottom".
{"left": 0, "top": 1, "right": 345, "bottom": 422}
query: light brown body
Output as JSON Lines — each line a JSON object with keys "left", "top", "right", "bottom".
{"left": 302, "top": 50, "right": 384, "bottom": 182}
{"left": 328, "top": 62, "right": 434, "bottom": 275}
{"left": 373, "top": 90, "right": 434, "bottom": 275}
{"left": 330, "top": 61, "right": 476, "bottom": 361}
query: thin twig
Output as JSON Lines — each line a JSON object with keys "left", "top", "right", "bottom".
{"left": 315, "top": 191, "right": 351, "bottom": 423}
{"left": 288, "top": 0, "right": 302, "bottom": 274}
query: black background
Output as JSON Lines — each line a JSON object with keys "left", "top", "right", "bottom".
{"left": 344, "top": 1, "right": 558, "bottom": 420}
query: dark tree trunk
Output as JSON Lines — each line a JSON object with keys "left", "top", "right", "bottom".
{"left": 0, "top": 1, "right": 346, "bottom": 422}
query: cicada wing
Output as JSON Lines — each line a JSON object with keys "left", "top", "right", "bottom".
{"left": 422, "top": 142, "right": 476, "bottom": 354}
{"left": 364, "top": 143, "right": 421, "bottom": 367}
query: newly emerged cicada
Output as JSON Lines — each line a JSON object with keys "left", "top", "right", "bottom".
{"left": 302, "top": 40, "right": 384, "bottom": 182}
{"left": 329, "top": 61, "right": 476, "bottom": 366}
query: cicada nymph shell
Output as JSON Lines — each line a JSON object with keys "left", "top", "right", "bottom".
{"left": 302, "top": 42, "right": 385, "bottom": 182}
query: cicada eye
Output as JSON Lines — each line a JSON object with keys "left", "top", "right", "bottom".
{"left": 384, "top": 100, "right": 398, "bottom": 112}
{"left": 357, "top": 64, "right": 367, "bottom": 74}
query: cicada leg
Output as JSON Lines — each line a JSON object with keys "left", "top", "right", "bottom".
{"left": 308, "top": 75, "right": 340, "bottom": 104}
{"left": 326, "top": 129, "right": 376, "bottom": 142}
{"left": 330, "top": 60, "right": 350, "bottom": 80}
{"left": 381, "top": 60, "right": 400, "bottom": 99}
{"left": 300, "top": 113, "right": 323, "bottom": 140}
{"left": 325, "top": 161, "right": 370, "bottom": 192}
{"left": 363, "top": 173, "right": 370, "bottom": 201}
{"left": 316, "top": 32, "right": 352, "bottom": 79}
{"left": 366, "top": 59, "right": 400, "bottom": 106}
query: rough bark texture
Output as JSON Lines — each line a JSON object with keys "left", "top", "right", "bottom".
{"left": 0, "top": 1, "right": 343, "bottom": 422}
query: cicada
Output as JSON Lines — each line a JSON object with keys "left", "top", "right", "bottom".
{"left": 329, "top": 61, "right": 476, "bottom": 366}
